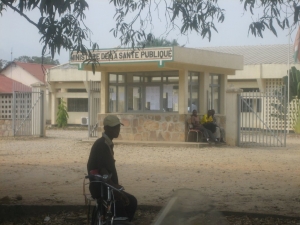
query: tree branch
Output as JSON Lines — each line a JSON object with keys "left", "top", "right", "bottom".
{"left": 1, "top": 0, "right": 39, "bottom": 30}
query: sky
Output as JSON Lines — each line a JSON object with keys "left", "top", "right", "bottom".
{"left": 0, "top": 0, "right": 296, "bottom": 64}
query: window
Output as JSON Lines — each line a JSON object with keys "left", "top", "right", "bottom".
{"left": 68, "top": 98, "right": 88, "bottom": 112}
{"left": 208, "top": 74, "right": 220, "bottom": 113}
{"left": 68, "top": 89, "right": 86, "bottom": 92}
{"left": 242, "top": 88, "right": 259, "bottom": 92}
{"left": 188, "top": 72, "right": 199, "bottom": 113}
{"left": 163, "top": 84, "right": 178, "bottom": 112}
{"left": 109, "top": 74, "right": 126, "bottom": 113}
{"left": 108, "top": 71, "right": 179, "bottom": 113}
{"left": 127, "top": 86, "right": 142, "bottom": 111}
{"left": 145, "top": 86, "right": 160, "bottom": 111}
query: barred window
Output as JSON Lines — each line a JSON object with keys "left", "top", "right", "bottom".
{"left": 67, "top": 98, "right": 88, "bottom": 112}
{"left": 108, "top": 71, "right": 179, "bottom": 113}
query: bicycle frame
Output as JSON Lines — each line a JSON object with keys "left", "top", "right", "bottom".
{"left": 84, "top": 174, "right": 127, "bottom": 225}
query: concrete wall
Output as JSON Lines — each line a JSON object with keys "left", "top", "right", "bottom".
{"left": 68, "top": 112, "right": 89, "bottom": 125}
{"left": 0, "top": 120, "right": 13, "bottom": 136}
{"left": 47, "top": 65, "right": 101, "bottom": 82}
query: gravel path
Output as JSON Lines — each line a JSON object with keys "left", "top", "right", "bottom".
{"left": 0, "top": 130, "right": 300, "bottom": 219}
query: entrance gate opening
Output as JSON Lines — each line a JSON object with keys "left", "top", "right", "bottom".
{"left": 238, "top": 88, "right": 287, "bottom": 147}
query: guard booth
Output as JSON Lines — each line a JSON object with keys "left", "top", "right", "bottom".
{"left": 70, "top": 46, "right": 243, "bottom": 142}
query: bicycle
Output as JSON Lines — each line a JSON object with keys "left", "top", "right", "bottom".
{"left": 83, "top": 173, "right": 134, "bottom": 225}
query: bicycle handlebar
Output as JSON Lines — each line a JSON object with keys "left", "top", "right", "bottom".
{"left": 85, "top": 174, "right": 124, "bottom": 192}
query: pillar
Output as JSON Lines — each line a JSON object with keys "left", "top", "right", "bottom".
{"left": 178, "top": 69, "right": 188, "bottom": 114}
{"left": 199, "top": 72, "right": 210, "bottom": 115}
{"left": 225, "top": 88, "right": 243, "bottom": 146}
{"left": 219, "top": 75, "right": 227, "bottom": 115}
{"left": 51, "top": 91, "right": 58, "bottom": 125}
{"left": 100, "top": 71, "right": 109, "bottom": 114}
{"left": 31, "top": 82, "right": 47, "bottom": 137}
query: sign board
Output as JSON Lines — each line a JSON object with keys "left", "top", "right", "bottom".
{"left": 70, "top": 47, "right": 173, "bottom": 67}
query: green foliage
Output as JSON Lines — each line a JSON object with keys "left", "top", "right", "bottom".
{"left": 56, "top": 98, "right": 69, "bottom": 128}
{"left": 1, "top": 0, "right": 300, "bottom": 73}
{"left": 282, "top": 66, "right": 300, "bottom": 133}
{"left": 0, "top": 59, "right": 8, "bottom": 70}
{"left": 14, "top": 56, "right": 60, "bottom": 65}
{"left": 138, "top": 38, "right": 180, "bottom": 48}
{"left": 270, "top": 86, "right": 288, "bottom": 120}
{"left": 0, "top": 0, "right": 98, "bottom": 66}
{"left": 294, "top": 112, "right": 300, "bottom": 133}
{"left": 283, "top": 66, "right": 300, "bottom": 100}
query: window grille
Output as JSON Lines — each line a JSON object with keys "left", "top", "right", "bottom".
{"left": 67, "top": 98, "right": 88, "bottom": 112}
{"left": 0, "top": 94, "right": 13, "bottom": 119}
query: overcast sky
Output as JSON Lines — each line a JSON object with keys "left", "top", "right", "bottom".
{"left": 0, "top": 0, "right": 296, "bottom": 64}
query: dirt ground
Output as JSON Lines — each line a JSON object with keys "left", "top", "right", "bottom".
{"left": 0, "top": 130, "right": 300, "bottom": 223}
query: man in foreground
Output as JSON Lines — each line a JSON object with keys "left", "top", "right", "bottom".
{"left": 87, "top": 115, "right": 137, "bottom": 221}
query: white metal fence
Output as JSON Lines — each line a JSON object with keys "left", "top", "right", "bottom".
{"left": 238, "top": 88, "right": 287, "bottom": 147}
{"left": 88, "top": 81, "right": 100, "bottom": 137}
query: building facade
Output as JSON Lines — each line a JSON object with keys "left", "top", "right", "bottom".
{"left": 47, "top": 63, "right": 101, "bottom": 125}
{"left": 201, "top": 44, "right": 300, "bottom": 130}
{"left": 69, "top": 46, "right": 243, "bottom": 142}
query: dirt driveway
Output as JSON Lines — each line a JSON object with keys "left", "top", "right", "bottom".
{"left": 0, "top": 130, "right": 300, "bottom": 217}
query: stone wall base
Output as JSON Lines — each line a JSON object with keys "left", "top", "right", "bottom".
{"left": 0, "top": 120, "right": 13, "bottom": 137}
{"left": 98, "top": 114, "right": 189, "bottom": 142}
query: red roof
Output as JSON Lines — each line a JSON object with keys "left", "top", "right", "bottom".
{"left": 14, "top": 61, "right": 54, "bottom": 83}
{"left": 0, "top": 74, "right": 30, "bottom": 93}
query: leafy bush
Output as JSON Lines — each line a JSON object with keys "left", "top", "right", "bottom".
{"left": 56, "top": 98, "right": 69, "bottom": 128}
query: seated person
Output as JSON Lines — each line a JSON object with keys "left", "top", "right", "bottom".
{"left": 201, "top": 110, "right": 218, "bottom": 135}
{"left": 191, "top": 110, "right": 216, "bottom": 142}
{"left": 211, "top": 109, "right": 226, "bottom": 143}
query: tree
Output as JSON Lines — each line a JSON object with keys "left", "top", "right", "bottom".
{"left": 1, "top": 0, "right": 300, "bottom": 71}
{"left": 14, "top": 55, "right": 60, "bottom": 65}
{"left": 284, "top": 67, "right": 300, "bottom": 133}
{"left": 138, "top": 38, "right": 180, "bottom": 48}
{"left": 271, "top": 67, "right": 300, "bottom": 133}
{"left": 0, "top": 59, "right": 8, "bottom": 70}
{"left": 283, "top": 66, "right": 300, "bottom": 100}
{"left": 56, "top": 98, "right": 69, "bottom": 128}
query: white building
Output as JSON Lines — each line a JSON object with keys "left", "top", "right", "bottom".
{"left": 201, "top": 44, "right": 300, "bottom": 130}
{"left": 200, "top": 44, "right": 299, "bottom": 92}
{"left": 46, "top": 63, "right": 101, "bottom": 125}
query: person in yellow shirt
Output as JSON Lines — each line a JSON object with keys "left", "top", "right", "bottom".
{"left": 191, "top": 110, "right": 216, "bottom": 142}
{"left": 201, "top": 110, "right": 218, "bottom": 139}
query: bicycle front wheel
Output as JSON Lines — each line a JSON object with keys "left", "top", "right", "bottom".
{"left": 91, "top": 205, "right": 104, "bottom": 225}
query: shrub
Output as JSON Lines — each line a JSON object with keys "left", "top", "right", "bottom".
{"left": 56, "top": 98, "right": 69, "bottom": 128}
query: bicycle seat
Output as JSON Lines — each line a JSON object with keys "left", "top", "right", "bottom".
{"left": 85, "top": 173, "right": 112, "bottom": 182}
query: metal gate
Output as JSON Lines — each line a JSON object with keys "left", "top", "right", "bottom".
{"left": 238, "top": 88, "right": 287, "bottom": 147}
{"left": 12, "top": 84, "right": 44, "bottom": 136}
{"left": 88, "top": 81, "right": 100, "bottom": 137}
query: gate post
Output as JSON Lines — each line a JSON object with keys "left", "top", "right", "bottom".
{"left": 12, "top": 91, "right": 16, "bottom": 136}
{"left": 31, "top": 82, "right": 47, "bottom": 137}
{"left": 225, "top": 88, "right": 243, "bottom": 146}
